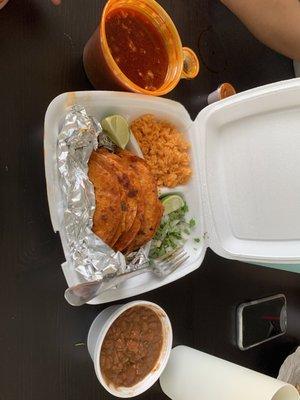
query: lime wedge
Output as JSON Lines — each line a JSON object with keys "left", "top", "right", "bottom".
{"left": 101, "top": 115, "right": 130, "bottom": 149}
{"left": 161, "top": 195, "right": 185, "bottom": 215}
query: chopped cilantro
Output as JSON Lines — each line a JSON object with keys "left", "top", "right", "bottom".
{"left": 150, "top": 201, "right": 197, "bottom": 259}
{"left": 189, "top": 218, "right": 196, "bottom": 228}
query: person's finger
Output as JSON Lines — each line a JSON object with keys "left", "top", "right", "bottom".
{"left": 51, "top": 0, "right": 61, "bottom": 5}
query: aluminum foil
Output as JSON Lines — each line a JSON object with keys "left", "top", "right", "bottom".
{"left": 57, "top": 105, "right": 149, "bottom": 282}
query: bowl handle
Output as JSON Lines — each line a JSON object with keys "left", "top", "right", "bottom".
{"left": 181, "top": 47, "right": 200, "bottom": 79}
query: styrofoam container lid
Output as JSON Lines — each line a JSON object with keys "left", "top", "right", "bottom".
{"left": 44, "top": 78, "right": 300, "bottom": 304}
{"left": 195, "top": 78, "right": 300, "bottom": 264}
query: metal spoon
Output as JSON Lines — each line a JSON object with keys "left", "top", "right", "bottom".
{"left": 64, "top": 248, "right": 189, "bottom": 306}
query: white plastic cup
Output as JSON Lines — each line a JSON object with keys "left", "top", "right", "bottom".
{"left": 0, "top": 0, "right": 9, "bottom": 9}
{"left": 87, "top": 300, "right": 173, "bottom": 398}
{"left": 207, "top": 87, "right": 222, "bottom": 104}
{"left": 160, "top": 346, "right": 300, "bottom": 400}
{"left": 207, "top": 82, "right": 236, "bottom": 104}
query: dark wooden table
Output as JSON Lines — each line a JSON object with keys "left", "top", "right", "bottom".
{"left": 0, "top": 1, "right": 299, "bottom": 399}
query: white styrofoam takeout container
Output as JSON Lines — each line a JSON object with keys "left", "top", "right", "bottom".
{"left": 44, "top": 78, "right": 300, "bottom": 304}
{"left": 87, "top": 301, "right": 172, "bottom": 397}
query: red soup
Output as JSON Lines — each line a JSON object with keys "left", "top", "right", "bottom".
{"left": 105, "top": 8, "right": 169, "bottom": 91}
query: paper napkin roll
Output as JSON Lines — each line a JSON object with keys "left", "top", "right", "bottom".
{"left": 278, "top": 347, "right": 300, "bottom": 387}
{"left": 160, "top": 346, "right": 299, "bottom": 400}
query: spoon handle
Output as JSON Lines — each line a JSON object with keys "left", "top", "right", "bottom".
{"left": 64, "top": 266, "right": 150, "bottom": 306}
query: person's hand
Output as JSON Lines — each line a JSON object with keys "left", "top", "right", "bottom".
{"left": 51, "top": 0, "right": 61, "bottom": 5}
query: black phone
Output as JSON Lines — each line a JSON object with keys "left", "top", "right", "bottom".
{"left": 237, "top": 294, "right": 287, "bottom": 350}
